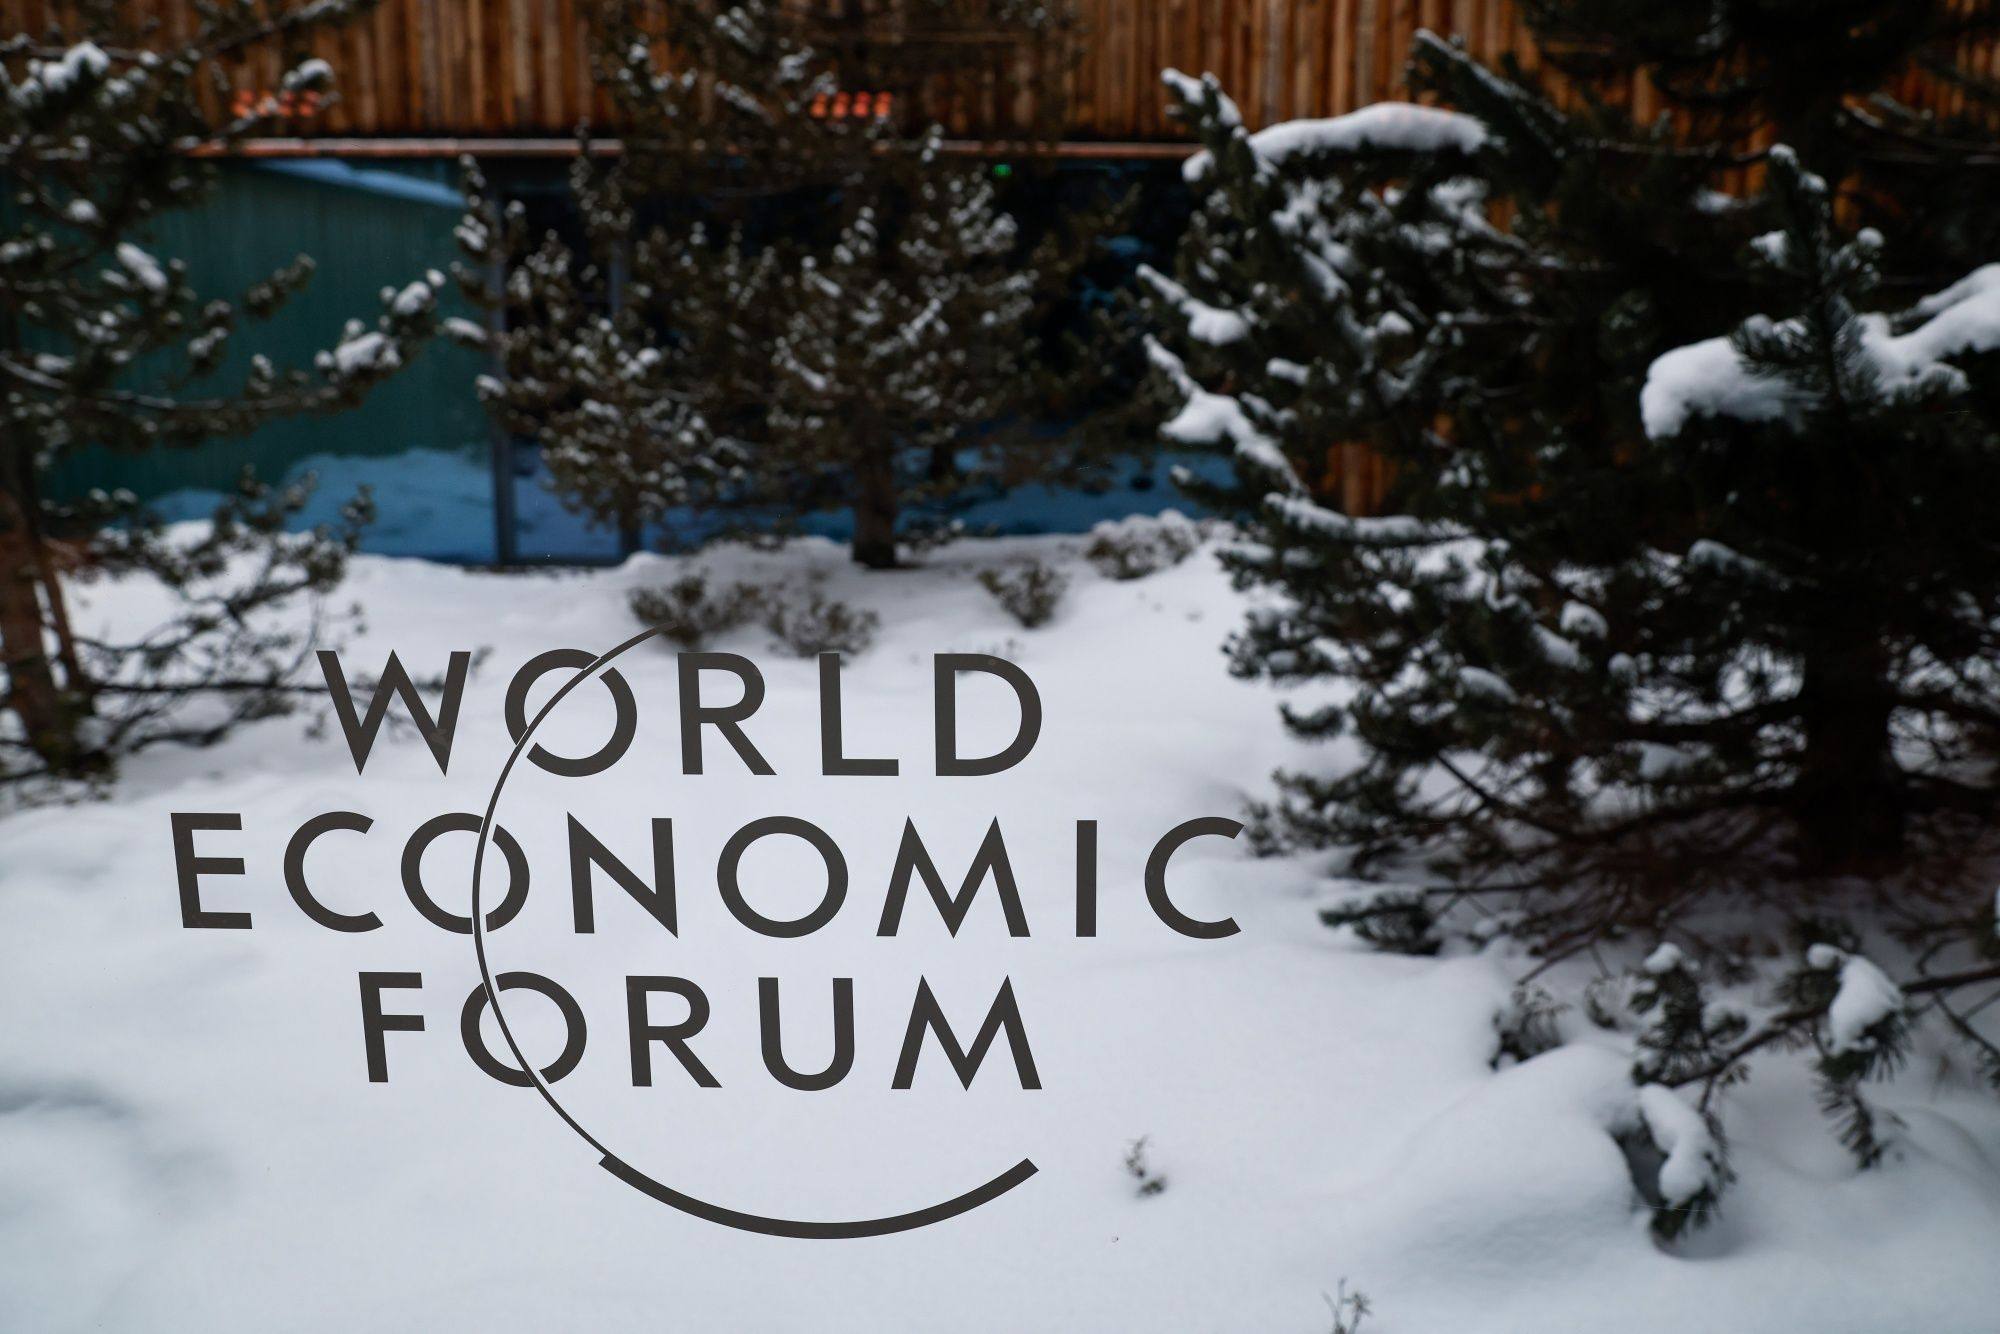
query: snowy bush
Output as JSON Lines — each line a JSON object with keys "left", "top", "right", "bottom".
{"left": 898, "top": 517, "right": 967, "bottom": 560}
{"left": 1619, "top": 1084, "right": 1732, "bottom": 1242}
{"left": 1318, "top": 885, "right": 1439, "bottom": 957}
{"left": 1781, "top": 942, "right": 1916, "bottom": 1169}
{"left": 628, "top": 571, "right": 762, "bottom": 649}
{"left": 1083, "top": 510, "right": 1204, "bottom": 580}
{"left": 1122, "top": 1136, "right": 1167, "bottom": 1197}
{"left": 978, "top": 560, "right": 1069, "bottom": 628}
{"left": 763, "top": 589, "right": 879, "bottom": 657}
{"left": 1491, "top": 986, "right": 1565, "bottom": 1068}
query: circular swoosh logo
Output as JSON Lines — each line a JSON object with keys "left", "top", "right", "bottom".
{"left": 467, "top": 624, "right": 1037, "bottom": 1237}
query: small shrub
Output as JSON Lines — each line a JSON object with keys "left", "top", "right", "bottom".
{"left": 1491, "top": 985, "right": 1566, "bottom": 1068}
{"left": 1084, "top": 509, "right": 1204, "bottom": 580}
{"left": 628, "top": 571, "right": 761, "bottom": 649}
{"left": 1123, "top": 1136, "right": 1167, "bottom": 1197}
{"left": 978, "top": 559, "right": 1069, "bottom": 629}
{"left": 1324, "top": 1280, "right": 1371, "bottom": 1334}
{"left": 900, "top": 516, "right": 966, "bottom": 556}
{"left": 764, "top": 589, "right": 879, "bottom": 657}
{"left": 1319, "top": 886, "right": 1440, "bottom": 956}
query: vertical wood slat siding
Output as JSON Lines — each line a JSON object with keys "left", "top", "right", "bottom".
{"left": 2, "top": 0, "right": 1994, "bottom": 139}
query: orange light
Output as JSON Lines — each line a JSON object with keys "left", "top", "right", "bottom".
{"left": 231, "top": 88, "right": 324, "bottom": 121}
{"left": 806, "top": 89, "right": 893, "bottom": 121}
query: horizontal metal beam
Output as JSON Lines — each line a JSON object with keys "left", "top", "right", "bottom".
{"left": 194, "top": 136, "right": 1197, "bottom": 162}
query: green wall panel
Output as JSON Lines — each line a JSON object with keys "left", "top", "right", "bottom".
{"left": 46, "top": 159, "right": 489, "bottom": 506}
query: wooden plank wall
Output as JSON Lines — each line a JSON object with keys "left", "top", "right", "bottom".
{"left": 1, "top": 0, "right": 604, "bottom": 135}
{"left": 7, "top": 0, "right": 1991, "bottom": 144}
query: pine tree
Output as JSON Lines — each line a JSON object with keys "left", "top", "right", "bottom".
{"left": 767, "top": 147, "right": 1036, "bottom": 567}
{"left": 453, "top": 0, "right": 1079, "bottom": 569}
{"left": 1143, "top": 3, "right": 2000, "bottom": 935}
{"left": 0, "top": 1, "right": 438, "bottom": 784}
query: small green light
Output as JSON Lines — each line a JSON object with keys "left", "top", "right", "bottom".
{"left": 992, "top": 162, "right": 1013, "bottom": 178}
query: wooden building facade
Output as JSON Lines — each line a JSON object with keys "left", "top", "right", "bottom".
{"left": 10, "top": 0, "right": 1988, "bottom": 157}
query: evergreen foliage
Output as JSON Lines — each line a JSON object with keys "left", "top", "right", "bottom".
{"left": 1146, "top": 5, "right": 2000, "bottom": 915}
{"left": 0, "top": 0, "right": 436, "bottom": 786}
{"left": 1143, "top": 0, "right": 2000, "bottom": 1226}
{"left": 453, "top": 0, "right": 1087, "bottom": 569}
{"left": 978, "top": 557, "right": 1067, "bottom": 627}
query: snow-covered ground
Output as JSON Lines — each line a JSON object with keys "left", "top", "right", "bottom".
{"left": 4, "top": 534, "right": 1999, "bottom": 1332}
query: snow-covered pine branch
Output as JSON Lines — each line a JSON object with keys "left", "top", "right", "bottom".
{"left": 1, "top": 1, "right": 435, "bottom": 787}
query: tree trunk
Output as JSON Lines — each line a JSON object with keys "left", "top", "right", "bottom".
{"left": 0, "top": 469, "right": 67, "bottom": 765}
{"left": 14, "top": 456, "right": 85, "bottom": 692}
{"left": 1793, "top": 634, "right": 1903, "bottom": 872}
{"left": 852, "top": 448, "right": 899, "bottom": 570}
